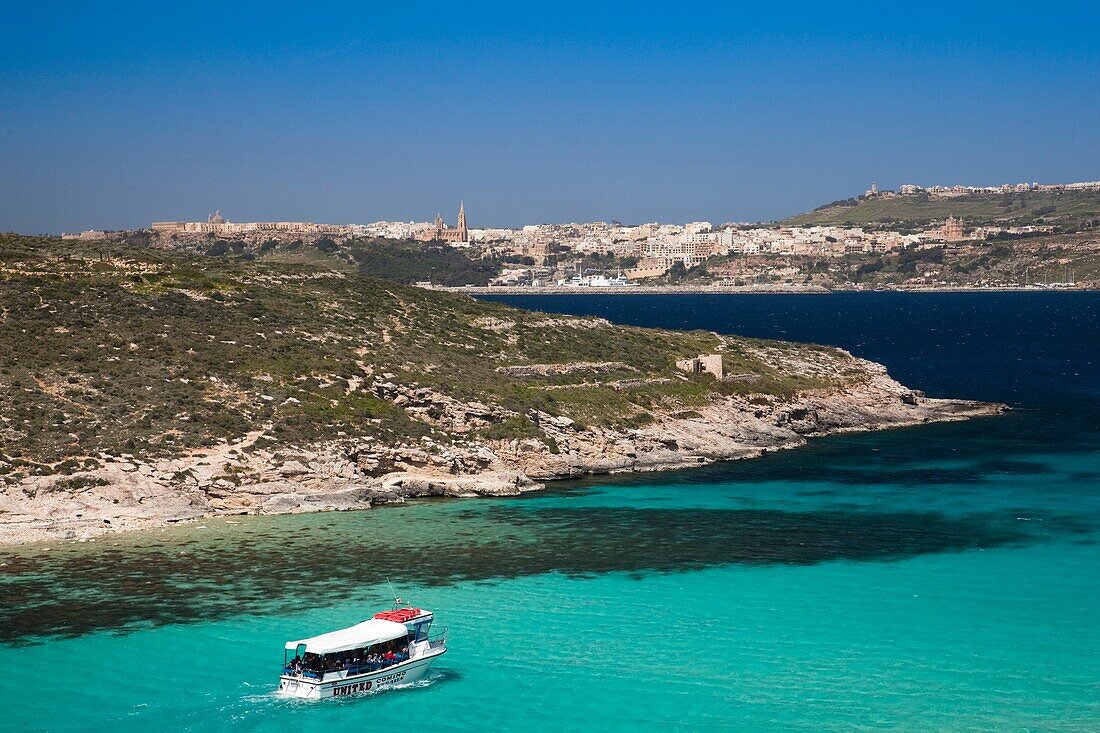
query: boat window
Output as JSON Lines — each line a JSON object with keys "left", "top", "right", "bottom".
{"left": 408, "top": 620, "right": 431, "bottom": 642}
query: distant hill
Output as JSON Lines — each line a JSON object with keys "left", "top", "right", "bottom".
{"left": 784, "top": 189, "right": 1100, "bottom": 230}
{"left": 342, "top": 238, "right": 500, "bottom": 286}
{"left": 159, "top": 234, "right": 502, "bottom": 287}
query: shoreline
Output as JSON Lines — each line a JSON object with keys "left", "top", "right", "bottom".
{"left": 439, "top": 285, "right": 1090, "bottom": 295}
{"left": 0, "top": 360, "right": 1006, "bottom": 546}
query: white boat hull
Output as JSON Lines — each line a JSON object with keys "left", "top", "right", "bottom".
{"left": 277, "top": 649, "right": 445, "bottom": 700}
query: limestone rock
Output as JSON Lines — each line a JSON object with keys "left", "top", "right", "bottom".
{"left": 0, "top": 352, "right": 1004, "bottom": 545}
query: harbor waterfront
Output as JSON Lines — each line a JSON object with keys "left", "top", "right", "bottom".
{"left": 439, "top": 284, "right": 1081, "bottom": 295}
{"left": 1, "top": 292, "right": 1097, "bottom": 731}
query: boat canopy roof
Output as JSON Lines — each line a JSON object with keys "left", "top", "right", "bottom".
{"left": 284, "top": 619, "right": 410, "bottom": 655}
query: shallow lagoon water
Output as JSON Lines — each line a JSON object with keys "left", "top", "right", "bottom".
{"left": 1, "top": 292, "right": 1097, "bottom": 731}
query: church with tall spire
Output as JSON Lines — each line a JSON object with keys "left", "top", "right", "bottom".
{"left": 420, "top": 201, "right": 470, "bottom": 243}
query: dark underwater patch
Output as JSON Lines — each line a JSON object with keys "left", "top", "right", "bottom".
{"left": 742, "top": 464, "right": 1046, "bottom": 488}
{"left": 541, "top": 434, "right": 1073, "bottom": 496}
{"left": 0, "top": 504, "right": 1060, "bottom": 644}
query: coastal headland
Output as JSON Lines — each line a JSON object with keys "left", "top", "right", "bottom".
{"left": 0, "top": 234, "right": 1002, "bottom": 544}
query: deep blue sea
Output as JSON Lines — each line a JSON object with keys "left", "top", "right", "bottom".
{"left": 1, "top": 292, "right": 1097, "bottom": 732}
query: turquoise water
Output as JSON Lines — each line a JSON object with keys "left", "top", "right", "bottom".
{"left": 2, "top": 293, "right": 1098, "bottom": 731}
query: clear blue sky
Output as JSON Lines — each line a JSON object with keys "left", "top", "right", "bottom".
{"left": 2, "top": 1, "right": 1099, "bottom": 233}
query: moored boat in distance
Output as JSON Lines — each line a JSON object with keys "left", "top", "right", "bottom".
{"left": 278, "top": 606, "right": 447, "bottom": 699}
{"left": 555, "top": 269, "right": 637, "bottom": 287}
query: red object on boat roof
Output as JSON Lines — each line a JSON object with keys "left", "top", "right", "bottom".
{"left": 373, "top": 608, "right": 422, "bottom": 622}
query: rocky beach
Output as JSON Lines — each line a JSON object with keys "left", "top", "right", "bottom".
{"left": 0, "top": 349, "right": 1000, "bottom": 544}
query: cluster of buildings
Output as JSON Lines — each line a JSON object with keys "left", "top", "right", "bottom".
{"left": 60, "top": 229, "right": 109, "bottom": 241}
{"left": 123, "top": 202, "right": 1051, "bottom": 287}
{"left": 140, "top": 204, "right": 474, "bottom": 245}
{"left": 867, "top": 179, "right": 1100, "bottom": 198}
{"left": 478, "top": 221, "right": 928, "bottom": 276}
{"left": 150, "top": 210, "right": 348, "bottom": 238}
{"left": 642, "top": 225, "right": 923, "bottom": 263}
{"left": 53, "top": 191, "right": 1081, "bottom": 288}
{"left": 480, "top": 215, "right": 1066, "bottom": 286}
{"left": 352, "top": 204, "right": 474, "bottom": 243}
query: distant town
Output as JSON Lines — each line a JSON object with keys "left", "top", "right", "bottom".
{"left": 57, "top": 178, "right": 1100, "bottom": 291}
{"left": 880, "top": 180, "right": 1100, "bottom": 197}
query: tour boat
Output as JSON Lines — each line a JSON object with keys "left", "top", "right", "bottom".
{"left": 277, "top": 606, "right": 447, "bottom": 699}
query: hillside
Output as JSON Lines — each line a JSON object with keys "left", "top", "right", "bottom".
{"left": 162, "top": 234, "right": 502, "bottom": 286}
{"left": 785, "top": 189, "right": 1100, "bottom": 230}
{"left": 0, "top": 234, "right": 999, "bottom": 542}
{"left": 680, "top": 233, "right": 1100, "bottom": 290}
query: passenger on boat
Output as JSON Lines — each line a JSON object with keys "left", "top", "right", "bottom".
{"left": 288, "top": 637, "right": 415, "bottom": 681}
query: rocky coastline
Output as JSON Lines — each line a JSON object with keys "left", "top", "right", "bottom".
{"left": 0, "top": 355, "right": 1002, "bottom": 545}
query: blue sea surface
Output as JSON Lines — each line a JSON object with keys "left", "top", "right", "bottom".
{"left": 1, "top": 292, "right": 1097, "bottom": 731}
